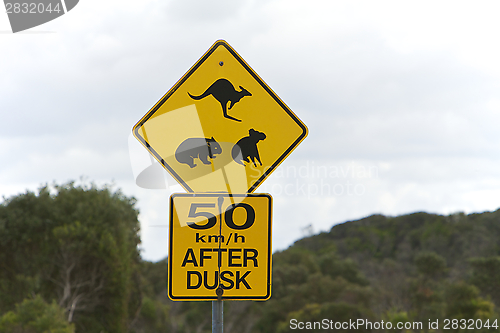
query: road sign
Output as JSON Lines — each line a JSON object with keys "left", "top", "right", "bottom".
{"left": 133, "top": 40, "right": 307, "bottom": 193}
{"left": 168, "top": 193, "right": 272, "bottom": 301}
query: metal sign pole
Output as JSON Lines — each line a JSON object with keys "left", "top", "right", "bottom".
{"left": 213, "top": 196, "right": 224, "bottom": 333}
{"left": 212, "top": 299, "right": 223, "bottom": 333}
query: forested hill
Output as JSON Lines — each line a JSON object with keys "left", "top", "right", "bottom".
{"left": 140, "top": 210, "right": 500, "bottom": 333}
{"left": 296, "top": 210, "right": 500, "bottom": 285}
{"left": 1, "top": 184, "right": 499, "bottom": 333}
{"left": 287, "top": 211, "right": 500, "bottom": 322}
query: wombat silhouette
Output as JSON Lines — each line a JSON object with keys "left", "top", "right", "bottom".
{"left": 231, "top": 129, "right": 266, "bottom": 166}
{"left": 188, "top": 78, "right": 251, "bottom": 122}
{"left": 175, "top": 137, "right": 222, "bottom": 168}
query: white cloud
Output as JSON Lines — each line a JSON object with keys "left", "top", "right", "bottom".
{"left": 1, "top": 0, "right": 500, "bottom": 261}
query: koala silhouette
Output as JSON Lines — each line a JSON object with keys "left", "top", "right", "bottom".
{"left": 175, "top": 137, "right": 222, "bottom": 168}
{"left": 231, "top": 129, "right": 266, "bottom": 166}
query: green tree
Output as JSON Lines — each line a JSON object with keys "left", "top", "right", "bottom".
{"left": 254, "top": 247, "right": 373, "bottom": 333}
{"left": 0, "top": 182, "right": 142, "bottom": 333}
{"left": 0, "top": 296, "right": 74, "bottom": 333}
{"left": 470, "top": 257, "right": 500, "bottom": 306}
{"left": 444, "top": 282, "right": 494, "bottom": 320}
{"left": 409, "top": 252, "right": 448, "bottom": 324}
{"left": 415, "top": 252, "right": 447, "bottom": 278}
{"left": 128, "top": 260, "right": 171, "bottom": 333}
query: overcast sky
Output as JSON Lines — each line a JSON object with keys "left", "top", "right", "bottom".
{"left": 1, "top": 0, "right": 500, "bottom": 262}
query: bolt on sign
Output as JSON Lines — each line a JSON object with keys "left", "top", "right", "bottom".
{"left": 132, "top": 40, "right": 308, "bottom": 193}
{"left": 168, "top": 193, "right": 272, "bottom": 301}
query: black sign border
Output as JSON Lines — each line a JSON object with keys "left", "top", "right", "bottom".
{"left": 168, "top": 193, "right": 272, "bottom": 301}
{"left": 133, "top": 40, "right": 308, "bottom": 193}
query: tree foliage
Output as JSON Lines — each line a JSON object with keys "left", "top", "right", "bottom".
{"left": 2, "top": 183, "right": 500, "bottom": 333}
{"left": 469, "top": 256, "right": 500, "bottom": 306}
{"left": 0, "top": 182, "right": 141, "bottom": 333}
{"left": 0, "top": 295, "right": 74, "bottom": 333}
{"left": 144, "top": 209, "right": 500, "bottom": 333}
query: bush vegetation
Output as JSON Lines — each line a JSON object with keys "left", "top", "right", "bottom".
{"left": 1, "top": 183, "right": 499, "bottom": 332}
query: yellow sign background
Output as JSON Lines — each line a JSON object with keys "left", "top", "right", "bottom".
{"left": 133, "top": 40, "right": 307, "bottom": 193}
{"left": 168, "top": 193, "right": 272, "bottom": 301}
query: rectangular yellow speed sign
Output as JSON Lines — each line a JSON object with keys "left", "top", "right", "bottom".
{"left": 168, "top": 193, "right": 272, "bottom": 301}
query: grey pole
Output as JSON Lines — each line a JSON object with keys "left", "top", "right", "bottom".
{"left": 212, "top": 298, "right": 223, "bottom": 333}
{"left": 213, "top": 196, "right": 225, "bottom": 333}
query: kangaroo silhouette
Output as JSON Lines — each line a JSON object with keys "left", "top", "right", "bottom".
{"left": 188, "top": 78, "right": 252, "bottom": 122}
{"left": 175, "top": 137, "right": 222, "bottom": 168}
{"left": 231, "top": 129, "right": 266, "bottom": 167}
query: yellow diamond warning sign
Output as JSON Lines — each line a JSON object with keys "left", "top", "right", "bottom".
{"left": 168, "top": 193, "right": 272, "bottom": 301}
{"left": 132, "top": 40, "right": 307, "bottom": 193}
